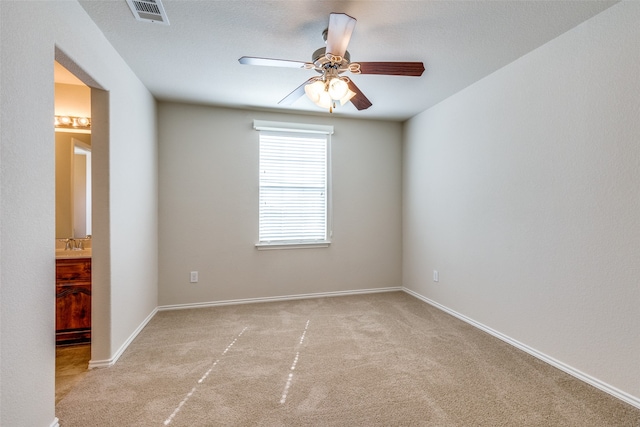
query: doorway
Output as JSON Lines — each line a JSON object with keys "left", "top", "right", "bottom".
{"left": 53, "top": 51, "right": 109, "bottom": 403}
{"left": 54, "top": 61, "right": 92, "bottom": 402}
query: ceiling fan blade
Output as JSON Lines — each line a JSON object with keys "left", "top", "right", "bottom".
{"left": 238, "top": 56, "right": 311, "bottom": 69}
{"left": 355, "top": 62, "right": 425, "bottom": 76}
{"left": 326, "top": 13, "right": 357, "bottom": 58}
{"left": 278, "top": 78, "right": 317, "bottom": 106}
{"left": 346, "top": 80, "right": 372, "bottom": 110}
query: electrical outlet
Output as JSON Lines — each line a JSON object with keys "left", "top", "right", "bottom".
{"left": 190, "top": 271, "right": 198, "bottom": 283}
{"left": 433, "top": 270, "right": 439, "bottom": 282}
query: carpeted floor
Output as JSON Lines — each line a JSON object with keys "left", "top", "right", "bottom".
{"left": 55, "top": 292, "right": 640, "bottom": 426}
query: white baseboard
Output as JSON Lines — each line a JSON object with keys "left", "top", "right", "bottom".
{"left": 88, "top": 307, "right": 158, "bottom": 369}
{"left": 50, "top": 417, "right": 60, "bottom": 427}
{"left": 402, "top": 287, "right": 640, "bottom": 410}
{"left": 158, "top": 287, "right": 402, "bottom": 311}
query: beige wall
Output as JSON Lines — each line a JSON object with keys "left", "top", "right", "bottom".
{"left": 158, "top": 103, "right": 403, "bottom": 306}
{"left": 55, "top": 82, "right": 90, "bottom": 118}
{"left": 403, "top": 1, "right": 640, "bottom": 405}
{"left": 0, "top": 2, "right": 158, "bottom": 425}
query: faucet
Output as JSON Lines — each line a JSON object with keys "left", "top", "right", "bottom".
{"left": 61, "top": 236, "right": 90, "bottom": 251}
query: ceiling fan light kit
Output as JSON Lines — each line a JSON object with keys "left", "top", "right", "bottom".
{"left": 239, "top": 13, "right": 425, "bottom": 113}
{"left": 304, "top": 68, "right": 354, "bottom": 112}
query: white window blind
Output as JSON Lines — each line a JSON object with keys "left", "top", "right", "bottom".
{"left": 255, "top": 121, "right": 332, "bottom": 247}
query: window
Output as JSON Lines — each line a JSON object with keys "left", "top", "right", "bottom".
{"left": 254, "top": 120, "right": 333, "bottom": 249}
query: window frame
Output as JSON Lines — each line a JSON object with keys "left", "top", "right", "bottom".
{"left": 254, "top": 120, "right": 333, "bottom": 250}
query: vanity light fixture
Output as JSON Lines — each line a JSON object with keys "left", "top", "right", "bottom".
{"left": 55, "top": 115, "right": 91, "bottom": 130}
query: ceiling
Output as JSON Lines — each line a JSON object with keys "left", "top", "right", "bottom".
{"left": 78, "top": 0, "right": 618, "bottom": 121}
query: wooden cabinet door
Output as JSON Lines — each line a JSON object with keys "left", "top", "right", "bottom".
{"left": 56, "top": 283, "right": 91, "bottom": 330}
{"left": 56, "top": 258, "right": 91, "bottom": 345}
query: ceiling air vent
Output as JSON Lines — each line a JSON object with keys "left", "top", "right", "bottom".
{"left": 126, "top": 0, "right": 170, "bottom": 25}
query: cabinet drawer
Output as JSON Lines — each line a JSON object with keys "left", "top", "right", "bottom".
{"left": 56, "top": 258, "right": 91, "bottom": 282}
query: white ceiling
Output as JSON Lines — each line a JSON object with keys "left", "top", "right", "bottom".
{"left": 78, "top": 0, "right": 618, "bottom": 121}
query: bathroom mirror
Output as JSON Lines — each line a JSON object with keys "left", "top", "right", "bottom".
{"left": 56, "top": 133, "right": 92, "bottom": 238}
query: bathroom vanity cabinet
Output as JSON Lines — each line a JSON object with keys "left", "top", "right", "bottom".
{"left": 55, "top": 258, "right": 91, "bottom": 345}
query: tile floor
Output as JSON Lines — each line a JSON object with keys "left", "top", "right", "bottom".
{"left": 55, "top": 344, "right": 91, "bottom": 404}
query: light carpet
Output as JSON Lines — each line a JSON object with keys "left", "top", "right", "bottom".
{"left": 55, "top": 292, "right": 640, "bottom": 426}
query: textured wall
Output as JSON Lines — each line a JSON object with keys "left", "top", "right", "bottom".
{"left": 158, "top": 103, "right": 402, "bottom": 306}
{"left": 0, "top": 2, "right": 158, "bottom": 425}
{"left": 403, "top": 2, "right": 640, "bottom": 403}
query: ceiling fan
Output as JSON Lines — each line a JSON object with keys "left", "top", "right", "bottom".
{"left": 238, "top": 12, "right": 425, "bottom": 112}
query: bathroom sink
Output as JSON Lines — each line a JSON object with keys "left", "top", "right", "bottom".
{"left": 56, "top": 249, "right": 92, "bottom": 259}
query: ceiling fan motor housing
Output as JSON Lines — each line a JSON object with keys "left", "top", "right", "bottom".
{"left": 312, "top": 47, "right": 351, "bottom": 74}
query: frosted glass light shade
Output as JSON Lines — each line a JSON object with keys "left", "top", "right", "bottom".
{"left": 339, "top": 89, "right": 356, "bottom": 106}
{"left": 316, "top": 91, "right": 333, "bottom": 109}
{"left": 304, "top": 80, "right": 325, "bottom": 103}
{"left": 328, "top": 78, "right": 349, "bottom": 100}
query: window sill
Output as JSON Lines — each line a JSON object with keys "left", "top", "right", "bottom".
{"left": 255, "top": 241, "right": 331, "bottom": 250}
